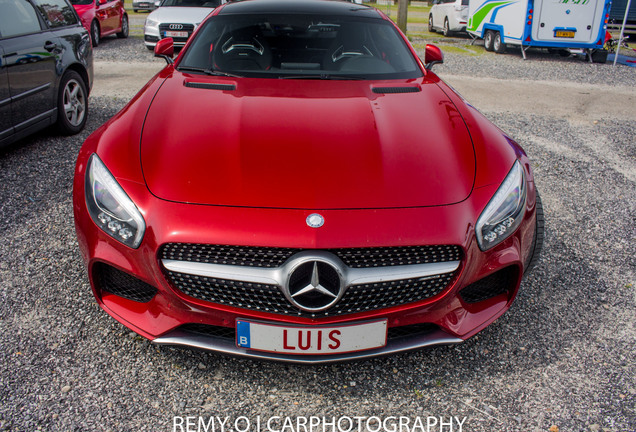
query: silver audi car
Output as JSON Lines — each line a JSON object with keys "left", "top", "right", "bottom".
{"left": 144, "top": 0, "right": 224, "bottom": 50}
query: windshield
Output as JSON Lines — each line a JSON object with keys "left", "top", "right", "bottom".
{"left": 160, "top": 0, "right": 220, "bottom": 7}
{"left": 179, "top": 14, "right": 422, "bottom": 79}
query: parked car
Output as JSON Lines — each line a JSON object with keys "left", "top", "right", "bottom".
{"left": 429, "top": 0, "right": 469, "bottom": 36}
{"left": 74, "top": 0, "right": 543, "bottom": 363}
{"left": 132, "top": 0, "right": 158, "bottom": 13}
{"left": 143, "top": 0, "right": 222, "bottom": 50}
{"left": 0, "top": 0, "right": 93, "bottom": 148}
{"left": 69, "top": 0, "right": 128, "bottom": 47}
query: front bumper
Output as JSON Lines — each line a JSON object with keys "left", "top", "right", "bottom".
{"left": 144, "top": 23, "right": 194, "bottom": 48}
{"left": 74, "top": 153, "right": 538, "bottom": 362}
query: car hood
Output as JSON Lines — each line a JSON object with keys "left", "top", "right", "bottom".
{"left": 147, "top": 6, "right": 213, "bottom": 24}
{"left": 140, "top": 74, "right": 475, "bottom": 209}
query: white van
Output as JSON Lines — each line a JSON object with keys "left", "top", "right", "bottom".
{"left": 429, "top": 0, "right": 469, "bottom": 36}
{"left": 467, "top": 0, "right": 612, "bottom": 58}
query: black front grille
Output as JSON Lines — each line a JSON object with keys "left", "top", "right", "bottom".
{"left": 334, "top": 273, "right": 455, "bottom": 315}
{"left": 387, "top": 323, "right": 438, "bottom": 340}
{"left": 160, "top": 244, "right": 462, "bottom": 269}
{"left": 180, "top": 323, "right": 235, "bottom": 340}
{"left": 144, "top": 35, "right": 159, "bottom": 43}
{"left": 459, "top": 267, "right": 516, "bottom": 303}
{"left": 96, "top": 263, "right": 157, "bottom": 303}
{"left": 158, "top": 24, "right": 194, "bottom": 42}
{"left": 166, "top": 270, "right": 457, "bottom": 317}
{"left": 174, "top": 322, "right": 439, "bottom": 343}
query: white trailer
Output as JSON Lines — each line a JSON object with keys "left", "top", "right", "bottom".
{"left": 467, "top": 0, "right": 612, "bottom": 59}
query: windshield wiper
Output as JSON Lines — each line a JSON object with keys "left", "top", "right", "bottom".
{"left": 177, "top": 66, "right": 243, "bottom": 78}
{"left": 279, "top": 74, "right": 365, "bottom": 80}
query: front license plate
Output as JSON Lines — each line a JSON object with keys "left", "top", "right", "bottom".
{"left": 165, "top": 31, "right": 188, "bottom": 38}
{"left": 555, "top": 30, "right": 575, "bottom": 38}
{"left": 236, "top": 319, "right": 387, "bottom": 355}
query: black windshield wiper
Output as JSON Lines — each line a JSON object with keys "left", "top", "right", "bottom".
{"left": 279, "top": 73, "right": 365, "bottom": 80}
{"left": 177, "top": 66, "right": 243, "bottom": 78}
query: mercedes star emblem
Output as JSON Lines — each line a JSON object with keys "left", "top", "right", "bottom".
{"left": 306, "top": 213, "right": 324, "bottom": 228}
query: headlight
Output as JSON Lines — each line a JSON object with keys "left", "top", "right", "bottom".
{"left": 145, "top": 18, "right": 159, "bottom": 28}
{"left": 476, "top": 160, "right": 527, "bottom": 250}
{"left": 85, "top": 154, "right": 146, "bottom": 249}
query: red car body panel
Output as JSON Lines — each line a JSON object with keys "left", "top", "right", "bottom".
{"left": 140, "top": 76, "right": 475, "bottom": 209}
{"left": 73, "top": 0, "right": 540, "bottom": 362}
{"left": 73, "top": 0, "right": 126, "bottom": 39}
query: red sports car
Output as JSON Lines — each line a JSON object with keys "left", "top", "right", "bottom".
{"left": 69, "top": 0, "right": 128, "bottom": 47}
{"left": 73, "top": 0, "right": 544, "bottom": 363}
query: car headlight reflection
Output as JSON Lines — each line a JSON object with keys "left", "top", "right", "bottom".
{"left": 476, "top": 160, "right": 527, "bottom": 250}
{"left": 85, "top": 154, "right": 146, "bottom": 249}
{"left": 145, "top": 18, "right": 159, "bottom": 29}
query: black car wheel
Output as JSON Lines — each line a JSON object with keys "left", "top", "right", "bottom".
{"left": 525, "top": 191, "right": 545, "bottom": 274}
{"left": 57, "top": 70, "right": 88, "bottom": 135}
{"left": 117, "top": 15, "right": 129, "bottom": 38}
{"left": 91, "top": 20, "right": 100, "bottom": 47}
{"left": 428, "top": 15, "right": 434, "bottom": 33}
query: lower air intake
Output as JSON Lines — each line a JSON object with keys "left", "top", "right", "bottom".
{"left": 459, "top": 267, "right": 516, "bottom": 303}
{"left": 96, "top": 263, "right": 158, "bottom": 303}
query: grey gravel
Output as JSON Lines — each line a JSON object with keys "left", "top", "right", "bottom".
{"left": 0, "top": 37, "right": 635, "bottom": 432}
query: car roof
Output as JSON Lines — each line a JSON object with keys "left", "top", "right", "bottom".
{"left": 218, "top": 0, "right": 381, "bottom": 18}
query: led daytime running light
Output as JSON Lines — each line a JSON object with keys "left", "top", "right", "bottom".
{"left": 85, "top": 154, "right": 146, "bottom": 248}
{"left": 476, "top": 161, "right": 526, "bottom": 251}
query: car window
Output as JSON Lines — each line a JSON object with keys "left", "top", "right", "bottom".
{"left": 31, "top": 0, "right": 78, "bottom": 28}
{"left": 161, "top": 0, "right": 219, "bottom": 7}
{"left": 69, "top": 0, "right": 93, "bottom": 5}
{"left": 0, "top": 0, "right": 42, "bottom": 38}
{"left": 461, "top": 0, "right": 469, "bottom": 5}
{"left": 179, "top": 14, "right": 422, "bottom": 80}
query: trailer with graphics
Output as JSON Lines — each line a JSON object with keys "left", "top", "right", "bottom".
{"left": 467, "top": 0, "right": 612, "bottom": 59}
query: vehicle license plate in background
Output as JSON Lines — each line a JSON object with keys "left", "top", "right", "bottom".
{"left": 165, "top": 31, "right": 188, "bottom": 38}
{"left": 236, "top": 319, "right": 387, "bottom": 354}
{"left": 555, "top": 30, "right": 575, "bottom": 38}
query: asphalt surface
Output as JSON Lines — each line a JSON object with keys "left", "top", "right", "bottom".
{"left": 0, "top": 34, "right": 635, "bottom": 432}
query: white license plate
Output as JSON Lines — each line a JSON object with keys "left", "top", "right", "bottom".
{"left": 236, "top": 319, "right": 387, "bottom": 355}
{"left": 165, "top": 31, "right": 188, "bottom": 38}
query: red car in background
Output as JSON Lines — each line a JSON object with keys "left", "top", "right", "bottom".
{"left": 70, "top": 0, "right": 129, "bottom": 46}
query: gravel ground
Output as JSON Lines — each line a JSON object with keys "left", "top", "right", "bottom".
{"left": 0, "top": 35, "right": 635, "bottom": 432}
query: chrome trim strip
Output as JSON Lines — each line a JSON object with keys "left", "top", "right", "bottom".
{"left": 162, "top": 260, "right": 282, "bottom": 285}
{"left": 346, "top": 261, "right": 460, "bottom": 285}
{"left": 152, "top": 329, "right": 463, "bottom": 364}
{"left": 161, "top": 259, "right": 460, "bottom": 287}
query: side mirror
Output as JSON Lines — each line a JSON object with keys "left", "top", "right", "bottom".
{"left": 424, "top": 44, "right": 444, "bottom": 70}
{"left": 154, "top": 38, "right": 174, "bottom": 64}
